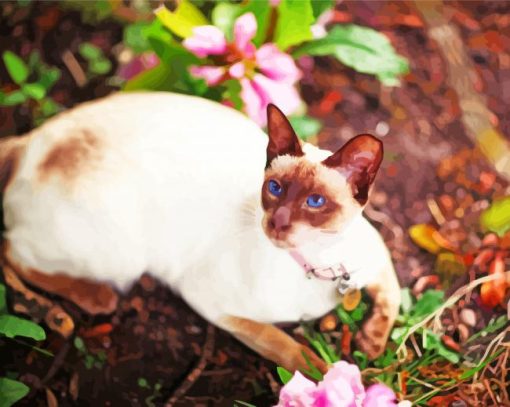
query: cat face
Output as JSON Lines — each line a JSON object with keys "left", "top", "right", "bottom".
{"left": 261, "top": 105, "right": 383, "bottom": 249}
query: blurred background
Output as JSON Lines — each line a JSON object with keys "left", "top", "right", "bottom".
{"left": 1, "top": 1, "right": 509, "bottom": 406}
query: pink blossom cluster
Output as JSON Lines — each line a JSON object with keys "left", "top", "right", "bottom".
{"left": 275, "top": 361, "right": 411, "bottom": 407}
{"left": 183, "top": 12, "right": 302, "bottom": 126}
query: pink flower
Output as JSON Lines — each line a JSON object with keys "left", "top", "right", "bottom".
{"left": 275, "top": 361, "right": 407, "bottom": 407}
{"left": 183, "top": 12, "right": 302, "bottom": 126}
{"left": 117, "top": 52, "right": 159, "bottom": 80}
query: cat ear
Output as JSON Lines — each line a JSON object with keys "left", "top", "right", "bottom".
{"left": 322, "top": 134, "right": 383, "bottom": 205}
{"left": 266, "top": 104, "right": 303, "bottom": 168}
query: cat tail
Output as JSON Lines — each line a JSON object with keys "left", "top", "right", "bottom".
{"left": 0, "top": 136, "right": 27, "bottom": 193}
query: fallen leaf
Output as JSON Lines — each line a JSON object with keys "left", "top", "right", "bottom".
{"left": 409, "top": 224, "right": 441, "bottom": 254}
{"left": 342, "top": 288, "right": 361, "bottom": 311}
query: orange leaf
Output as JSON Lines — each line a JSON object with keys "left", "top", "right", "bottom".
{"left": 80, "top": 323, "right": 113, "bottom": 338}
{"left": 409, "top": 224, "right": 441, "bottom": 254}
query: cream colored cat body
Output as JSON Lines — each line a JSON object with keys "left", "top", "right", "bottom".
{"left": 1, "top": 92, "right": 400, "bottom": 372}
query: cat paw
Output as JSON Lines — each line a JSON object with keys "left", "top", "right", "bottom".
{"left": 69, "top": 283, "right": 118, "bottom": 315}
{"left": 292, "top": 344, "right": 329, "bottom": 375}
{"left": 355, "top": 328, "right": 387, "bottom": 360}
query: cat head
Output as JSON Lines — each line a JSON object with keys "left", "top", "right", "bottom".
{"left": 261, "top": 104, "right": 383, "bottom": 249}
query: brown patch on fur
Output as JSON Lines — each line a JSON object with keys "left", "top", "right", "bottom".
{"left": 38, "top": 129, "right": 101, "bottom": 183}
{"left": 355, "top": 270, "right": 401, "bottom": 359}
{"left": 323, "top": 134, "right": 383, "bottom": 205}
{"left": 266, "top": 104, "right": 303, "bottom": 168}
{"left": 0, "top": 136, "right": 27, "bottom": 193}
{"left": 262, "top": 161, "right": 342, "bottom": 239}
{"left": 222, "top": 316, "right": 328, "bottom": 374}
{"left": 2, "top": 241, "right": 118, "bottom": 315}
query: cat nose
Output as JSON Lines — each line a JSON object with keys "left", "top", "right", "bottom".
{"left": 270, "top": 207, "right": 291, "bottom": 233}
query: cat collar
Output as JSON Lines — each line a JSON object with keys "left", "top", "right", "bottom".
{"left": 289, "top": 251, "right": 354, "bottom": 295}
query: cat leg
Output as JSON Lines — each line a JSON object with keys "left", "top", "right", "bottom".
{"left": 2, "top": 263, "right": 75, "bottom": 337}
{"left": 220, "top": 316, "right": 328, "bottom": 374}
{"left": 355, "top": 267, "right": 400, "bottom": 359}
{"left": 3, "top": 242, "right": 118, "bottom": 315}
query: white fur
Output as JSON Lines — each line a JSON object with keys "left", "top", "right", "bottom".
{"left": 3, "top": 92, "right": 394, "bottom": 325}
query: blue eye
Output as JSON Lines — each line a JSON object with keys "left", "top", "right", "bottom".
{"left": 268, "top": 180, "right": 282, "bottom": 196}
{"left": 307, "top": 194, "right": 326, "bottom": 208}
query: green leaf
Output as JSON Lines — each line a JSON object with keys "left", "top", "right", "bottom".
{"left": 299, "top": 350, "right": 323, "bottom": 381}
{"left": 124, "top": 21, "right": 152, "bottom": 54}
{"left": 289, "top": 115, "right": 322, "bottom": 140}
{"left": 0, "top": 315, "right": 45, "bottom": 341}
{"left": 0, "top": 284, "right": 6, "bottom": 314}
{"left": 400, "top": 288, "right": 413, "bottom": 314}
{"left": 154, "top": 1, "right": 208, "bottom": 39}
{"left": 409, "top": 290, "right": 444, "bottom": 323}
{"left": 0, "top": 90, "right": 27, "bottom": 106}
{"left": 3, "top": 51, "right": 29, "bottom": 84}
{"left": 21, "top": 83, "right": 46, "bottom": 100}
{"left": 467, "top": 315, "right": 508, "bottom": 344}
{"left": 353, "top": 350, "right": 368, "bottom": 370}
{"left": 274, "top": 0, "right": 314, "bottom": 50}
{"left": 0, "top": 377, "right": 30, "bottom": 407}
{"left": 242, "top": 1, "right": 271, "bottom": 47}
{"left": 421, "top": 329, "right": 459, "bottom": 363}
{"left": 79, "top": 43, "right": 103, "bottom": 61}
{"left": 124, "top": 63, "right": 174, "bottom": 92}
{"left": 212, "top": 2, "right": 240, "bottom": 41}
{"left": 212, "top": 1, "right": 270, "bottom": 46}
{"left": 480, "top": 196, "right": 510, "bottom": 236}
{"left": 38, "top": 66, "right": 61, "bottom": 91}
{"left": 73, "top": 336, "right": 86, "bottom": 352}
{"left": 233, "top": 401, "right": 257, "bottom": 407}
{"left": 89, "top": 58, "right": 112, "bottom": 75}
{"left": 276, "top": 366, "right": 293, "bottom": 384}
{"left": 293, "top": 24, "right": 409, "bottom": 86}
{"left": 311, "top": 0, "right": 334, "bottom": 18}
{"left": 222, "top": 80, "right": 243, "bottom": 111}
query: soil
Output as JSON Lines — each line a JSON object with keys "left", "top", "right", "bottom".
{"left": 0, "top": 1, "right": 509, "bottom": 406}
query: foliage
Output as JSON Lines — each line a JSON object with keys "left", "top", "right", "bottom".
{"left": 0, "top": 377, "right": 29, "bottom": 407}
{"left": 293, "top": 24, "right": 410, "bottom": 86}
{"left": 0, "top": 283, "right": 47, "bottom": 407}
{"left": 118, "top": 0, "right": 409, "bottom": 134}
{"left": 480, "top": 196, "right": 510, "bottom": 236}
{"left": 0, "top": 50, "right": 62, "bottom": 124}
{"left": 78, "top": 43, "right": 112, "bottom": 76}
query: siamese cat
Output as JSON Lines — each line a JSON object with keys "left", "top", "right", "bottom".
{"left": 0, "top": 92, "right": 400, "bottom": 374}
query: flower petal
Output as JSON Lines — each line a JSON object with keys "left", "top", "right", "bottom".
{"left": 251, "top": 74, "right": 302, "bottom": 120}
{"left": 189, "top": 65, "right": 226, "bottom": 86}
{"left": 364, "top": 384, "right": 398, "bottom": 407}
{"left": 183, "top": 25, "right": 227, "bottom": 58}
{"left": 240, "top": 78, "right": 267, "bottom": 126}
{"left": 228, "top": 62, "right": 245, "bottom": 79}
{"left": 256, "top": 44, "right": 301, "bottom": 83}
{"left": 274, "top": 371, "right": 317, "bottom": 407}
{"left": 234, "top": 12, "right": 257, "bottom": 55}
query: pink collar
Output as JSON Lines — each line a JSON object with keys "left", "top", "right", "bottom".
{"left": 289, "top": 250, "right": 354, "bottom": 294}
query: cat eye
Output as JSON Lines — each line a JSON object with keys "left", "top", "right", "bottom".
{"left": 268, "top": 179, "right": 282, "bottom": 197}
{"left": 307, "top": 194, "right": 326, "bottom": 208}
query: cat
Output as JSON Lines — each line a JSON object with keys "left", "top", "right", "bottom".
{"left": 0, "top": 92, "right": 400, "bottom": 374}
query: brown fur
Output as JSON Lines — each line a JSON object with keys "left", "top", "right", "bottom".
{"left": 2, "top": 242, "right": 118, "bottom": 315}
{"left": 221, "top": 316, "right": 328, "bottom": 374}
{"left": 355, "top": 267, "right": 400, "bottom": 359}
{"left": 0, "top": 136, "right": 27, "bottom": 193}
{"left": 262, "top": 161, "right": 342, "bottom": 240}
{"left": 266, "top": 104, "right": 303, "bottom": 168}
{"left": 38, "top": 129, "right": 101, "bottom": 183}
{"left": 323, "top": 134, "right": 383, "bottom": 205}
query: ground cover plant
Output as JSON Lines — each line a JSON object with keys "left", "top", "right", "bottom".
{"left": 1, "top": 0, "right": 509, "bottom": 405}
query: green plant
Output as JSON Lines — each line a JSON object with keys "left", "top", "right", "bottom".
{"left": 0, "top": 283, "right": 47, "bottom": 407}
{"left": 0, "top": 51, "right": 62, "bottom": 124}
{"left": 78, "top": 43, "right": 112, "bottom": 76}
{"left": 73, "top": 336, "right": 107, "bottom": 370}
